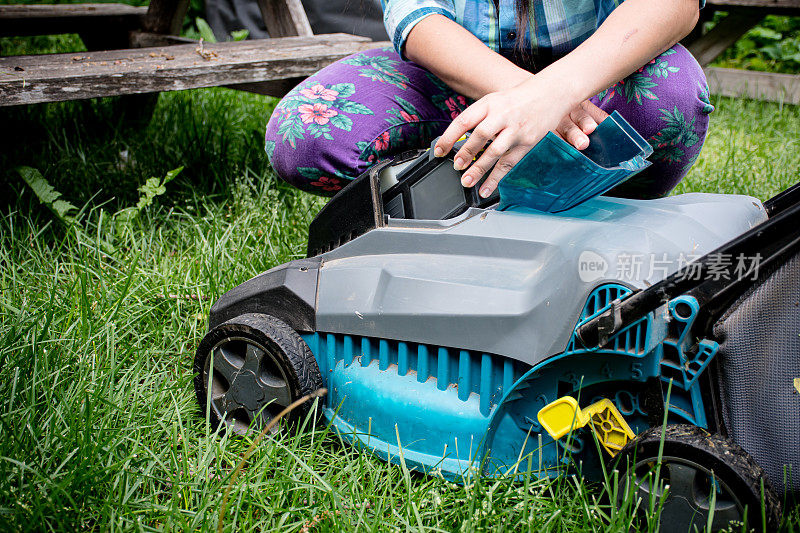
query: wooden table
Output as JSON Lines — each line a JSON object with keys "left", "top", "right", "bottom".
{"left": 0, "top": 0, "right": 388, "bottom": 107}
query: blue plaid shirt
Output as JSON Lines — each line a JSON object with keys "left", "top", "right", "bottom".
{"left": 382, "top": 0, "right": 701, "bottom": 65}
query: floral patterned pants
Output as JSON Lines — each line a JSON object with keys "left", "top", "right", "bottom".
{"left": 265, "top": 45, "right": 714, "bottom": 198}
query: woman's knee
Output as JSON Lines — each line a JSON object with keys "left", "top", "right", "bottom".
{"left": 596, "top": 44, "right": 713, "bottom": 133}
{"left": 264, "top": 47, "right": 460, "bottom": 195}
{"left": 596, "top": 44, "right": 715, "bottom": 197}
{"left": 646, "top": 44, "right": 714, "bottom": 123}
{"left": 263, "top": 53, "right": 387, "bottom": 195}
{"left": 264, "top": 102, "right": 351, "bottom": 195}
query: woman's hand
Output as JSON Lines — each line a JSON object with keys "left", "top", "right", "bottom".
{"left": 433, "top": 82, "right": 609, "bottom": 198}
{"left": 555, "top": 100, "right": 609, "bottom": 151}
{"left": 422, "top": 0, "right": 699, "bottom": 198}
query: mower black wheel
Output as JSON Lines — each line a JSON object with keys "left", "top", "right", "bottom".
{"left": 193, "top": 313, "right": 323, "bottom": 435}
{"left": 611, "top": 424, "right": 781, "bottom": 532}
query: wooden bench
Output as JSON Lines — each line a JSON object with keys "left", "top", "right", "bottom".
{"left": 0, "top": 1, "right": 389, "bottom": 107}
{"left": 1, "top": 34, "right": 382, "bottom": 105}
{"left": 684, "top": 0, "right": 800, "bottom": 104}
{"left": 1, "top": 1, "right": 797, "bottom": 107}
{"left": 0, "top": 3, "right": 147, "bottom": 37}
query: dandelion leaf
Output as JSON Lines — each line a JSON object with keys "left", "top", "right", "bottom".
{"left": 16, "top": 166, "right": 77, "bottom": 224}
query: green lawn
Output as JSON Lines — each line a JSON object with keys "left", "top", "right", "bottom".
{"left": 1, "top": 82, "right": 799, "bottom": 531}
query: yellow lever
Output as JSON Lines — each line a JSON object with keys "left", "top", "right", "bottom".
{"left": 537, "top": 396, "right": 635, "bottom": 457}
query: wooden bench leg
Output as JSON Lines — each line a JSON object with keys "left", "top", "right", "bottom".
{"left": 256, "top": 0, "right": 313, "bottom": 37}
{"left": 74, "top": 31, "right": 159, "bottom": 128}
{"left": 78, "top": 31, "right": 130, "bottom": 51}
{"left": 77, "top": 0, "right": 191, "bottom": 127}
{"left": 116, "top": 93, "right": 160, "bottom": 129}
{"left": 83, "top": 0, "right": 188, "bottom": 127}
{"left": 143, "top": 0, "right": 191, "bottom": 35}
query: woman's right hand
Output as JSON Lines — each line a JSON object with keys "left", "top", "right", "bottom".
{"left": 554, "top": 100, "right": 609, "bottom": 151}
{"left": 434, "top": 77, "right": 609, "bottom": 198}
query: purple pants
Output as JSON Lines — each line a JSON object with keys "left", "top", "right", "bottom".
{"left": 265, "top": 45, "right": 714, "bottom": 199}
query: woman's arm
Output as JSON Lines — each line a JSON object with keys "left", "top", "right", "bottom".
{"left": 404, "top": 15, "right": 532, "bottom": 99}
{"left": 424, "top": 0, "right": 699, "bottom": 197}
{"left": 406, "top": 15, "right": 610, "bottom": 162}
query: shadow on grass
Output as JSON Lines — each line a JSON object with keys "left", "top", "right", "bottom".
{"left": 0, "top": 87, "right": 290, "bottom": 211}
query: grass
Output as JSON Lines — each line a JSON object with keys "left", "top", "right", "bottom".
{"left": 1, "top": 71, "right": 800, "bottom": 531}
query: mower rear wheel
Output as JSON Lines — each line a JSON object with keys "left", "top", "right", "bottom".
{"left": 194, "top": 313, "right": 323, "bottom": 435}
{"left": 611, "top": 424, "right": 781, "bottom": 532}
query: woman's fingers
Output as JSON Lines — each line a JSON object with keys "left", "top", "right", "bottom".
{"left": 434, "top": 92, "right": 599, "bottom": 193}
{"left": 581, "top": 100, "right": 609, "bottom": 124}
{"left": 478, "top": 145, "right": 529, "bottom": 198}
{"left": 460, "top": 131, "right": 513, "bottom": 187}
{"left": 570, "top": 105, "right": 599, "bottom": 136}
{"left": 433, "top": 101, "right": 488, "bottom": 157}
{"left": 560, "top": 100, "right": 610, "bottom": 149}
{"left": 556, "top": 115, "right": 590, "bottom": 150}
{"left": 453, "top": 120, "right": 503, "bottom": 172}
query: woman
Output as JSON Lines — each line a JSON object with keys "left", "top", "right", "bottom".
{"left": 265, "top": 0, "right": 713, "bottom": 200}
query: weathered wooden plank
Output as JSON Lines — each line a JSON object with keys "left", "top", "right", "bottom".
{"left": 257, "top": 0, "right": 313, "bottom": 37}
{"left": 687, "top": 9, "right": 763, "bottom": 67}
{"left": 142, "top": 0, "right": 190, "bottom": 35}
{"left": 0, "top": 3, "right": 146, "bottom": 37}
{"left": 705, "top": 67, "right": 800, "bottom": 104}
{"left": 0, "top": 34, "right": 371, "bottom": 81}
{"left": 0, "top": 3, "right": 145, "bottom": 19}
{"left": 705, "top": 0, "right": 800, "bottom": 14}
{"left": 0, "top": 35, "right": 386, "bottom": 106}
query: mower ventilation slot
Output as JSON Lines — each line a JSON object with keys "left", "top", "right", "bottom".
{"left": 565, "top": 284, "right": 650, "bottom": 356}
{"left": 303, "top": 332, "right": 527, "bottom": 416}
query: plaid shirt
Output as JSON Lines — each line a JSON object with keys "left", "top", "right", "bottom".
{"left": 381, "top": 0, "right": 702, "bottom": 64}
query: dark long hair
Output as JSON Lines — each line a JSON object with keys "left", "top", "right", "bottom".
{"left": 514, "top": 0, "right": 533, "bottom": 62}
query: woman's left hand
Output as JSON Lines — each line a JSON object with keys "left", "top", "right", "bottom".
{"left": 433, "top": 78, "right": 608, "bottom": 198}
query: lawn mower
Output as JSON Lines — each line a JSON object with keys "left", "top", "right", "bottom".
{"left": 194, "top": 113, "right": 799, "bottom": 531}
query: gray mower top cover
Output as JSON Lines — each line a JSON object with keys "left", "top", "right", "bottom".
{"left": 315, "top": 193, "right": 766, "bottom": 366}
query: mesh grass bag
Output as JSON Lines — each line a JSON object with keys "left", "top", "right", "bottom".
{"left": 713, "top": 250, "right": 800, "bottom": 496}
